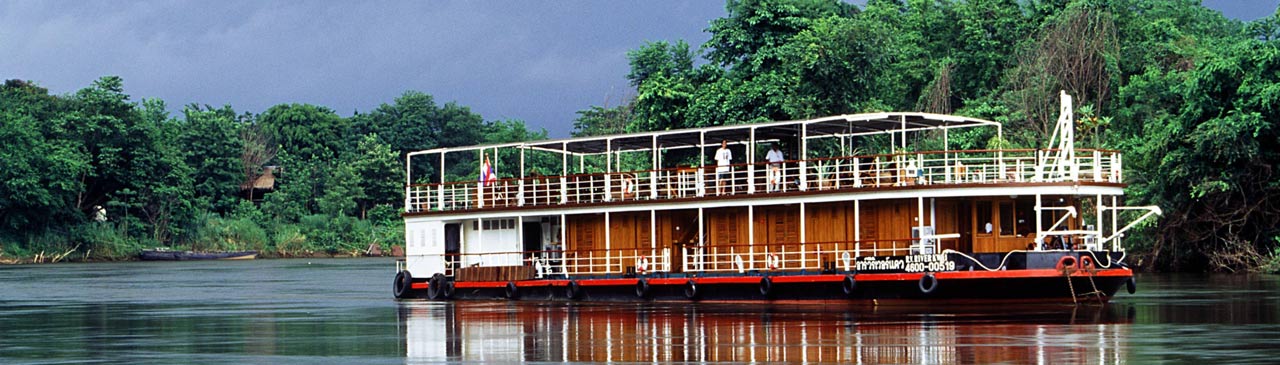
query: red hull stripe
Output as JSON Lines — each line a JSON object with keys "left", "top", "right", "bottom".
{"left": 436, "top": 268, "right": 1131, "bottom": 288}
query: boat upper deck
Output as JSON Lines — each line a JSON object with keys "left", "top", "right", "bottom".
{"left": 404, "top": 111, "right": 1123, "bottom": 215}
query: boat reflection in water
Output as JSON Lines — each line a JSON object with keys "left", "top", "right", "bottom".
{"left": 399, "top": 301, "right": 1133, "bottom": 363}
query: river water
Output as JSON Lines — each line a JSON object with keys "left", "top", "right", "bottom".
{"left": 1, "top": 258, "right": 1277, "bottom": 364}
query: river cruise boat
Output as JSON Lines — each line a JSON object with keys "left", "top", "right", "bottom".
{"left": 393, "top": 92, "right": 1158, "bottom": 304}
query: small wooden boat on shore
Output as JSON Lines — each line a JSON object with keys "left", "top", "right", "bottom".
{"left": 139, "top": 248, "right": 258, "bottom": 261}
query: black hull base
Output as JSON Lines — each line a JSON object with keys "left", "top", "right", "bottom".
{"left": 399, "top": 251, "right": 1134, "bottom": 305}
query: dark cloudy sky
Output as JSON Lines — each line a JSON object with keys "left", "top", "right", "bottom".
{"left": 3, "top": 1, "right": 1276, "bottom": 137}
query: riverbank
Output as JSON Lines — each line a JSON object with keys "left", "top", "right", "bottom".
{"left": 0, "top": 245, "right": 405, "bottom": 265}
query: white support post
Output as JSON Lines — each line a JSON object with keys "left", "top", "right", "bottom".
{"left": 1096, "top": 194, "right": 1104, "bottom": 247}
{"left": 699, "top": 132, "right": 706, "bottom": 197}
{"left": 900, "top": 115, "right": 906, "bottom": 155}
{"left": 605, "top": 139, "right": 612, "bottom": 202}
{"left": 405, "top": 152, "right": 413, "bottom": 212}
{"left": 748, "top": 205, "right": 755, "bottom": 250}
{"left": 854, "top": 200, "right": 861, "bottom": 257}
{"left": 944, "top": 128, "right": 951, "bottom": 183}
{"left": 518, "top": 148, "right": 526, "bottom": 206}
{"left": 800, "top": 124, "right": 808, "bottom": 191}
{"left": 1034, "top": 194, "right": 1043, "bottom": 250}
{"left": 697, "top": 207, "right": 705, "bottom": 272}
{"left": 650, "top": 210, "right": 657, "bottom": 258}
{"left": 560, "top": 214, "right": 567, "bottom": 274}
{"left": 517, "top": 215, "right": 524, "bottom": 264}
{"left": 561, "top": 142, "right": 568, "bottom": 204}
{"left": 651, "top": 136, "right": 659, "bottom": 200}
{"left": 917, "top": 196, "right": 924, "bottom": 253}
{"left": 604, "top": 211, "right": 611, "bottom": 273}
{"left": 799, "top": 201, "right": 807, "bottom": 246}
{"left": 748, "top": 128, "right": 756, "bottom": 194}
{"left": 1112, "top": 196, "right": 1120, "bottom": 250}
{"left": 799, "top": 202, "right": 808, "bottom": 269}
{"left": 438, "top": 152, "right": 446, "bottom": 211}
{"left": 998, "top": 125, "right": 1005, "bottom": 181}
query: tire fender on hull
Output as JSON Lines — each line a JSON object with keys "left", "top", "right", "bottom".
{"left": 427, "top": 273, "right": 447, "bottom": 300}
{"left": 565, "top": 280, "right": 582, "bottom": 300}
{"left": 919, "top": 272, "right": 938, "bottom": 295}
{"left": 842, "top": 274, "right": 858, "bottom": 295}
{"left": 505, "top": 281, "right": 519, "bottom": 299}
{"left": 427, "top": 277, "right": 441, "bottom": 300}
{"left": 635, "top": 278, "right": 651, "bottom": 298}
{"left": 393, "top": 271, "right": 413, "bottom": 299}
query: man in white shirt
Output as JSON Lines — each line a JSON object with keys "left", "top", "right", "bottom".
{"left": 715, "top": 140, "right": 732, "bottom": 195}
{"left": 765, "top": 143, "right": 784, "bottom": 192}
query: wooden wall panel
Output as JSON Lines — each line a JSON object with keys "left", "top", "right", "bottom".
{"left": 805, "top": 202, "right": 853, "bottom": 244}
{"left": 752, "top": 206, "right": 799, "bottom": 247}
{"left": 707, "top": 208, "right": 747, "bottom": 248}
{"left": 859, "top": 203, "right": 878, "bottom": 242}
{"left": 566, "top": 214, "right": 604, "bottom": 251}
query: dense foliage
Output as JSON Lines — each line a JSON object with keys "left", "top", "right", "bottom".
{"left": 3, "top": 0, "right": 1277, "bottom": 272}
{"left": 0, "top": 78, "right": 544, "bottom": 261}
{"left": 573, "top": 0, "right": 1280, "bottom": 272}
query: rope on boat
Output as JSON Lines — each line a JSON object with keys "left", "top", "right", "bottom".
{"left": 945, "top": 249, "right": 1127, "bottom": 272}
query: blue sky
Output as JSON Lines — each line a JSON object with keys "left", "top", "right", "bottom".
{"left": 2, "top": 1, "right": 1276, "bottom": 137}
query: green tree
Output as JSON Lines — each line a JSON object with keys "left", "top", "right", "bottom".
{"left": 0, "top": 80, "right": 89, "bottom": 232}
{"left": 572, "top": 103, "right": 632, "bottom": 137}
{"left": 259, "top": 103, "right": 349, "bottom": 160}
{"left": 178, "top": 104, "right": 245, "bottom": 214}
{"left": 349, "top": 134, "right": 401, "bottom": 218}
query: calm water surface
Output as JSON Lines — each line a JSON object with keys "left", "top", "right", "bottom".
{"left": 1, "top": 258, "right": 1278, "bottom": 364}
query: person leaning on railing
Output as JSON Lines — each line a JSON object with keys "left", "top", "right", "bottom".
{"left": 766, "top": 143, "right": 784, "bottom": 192}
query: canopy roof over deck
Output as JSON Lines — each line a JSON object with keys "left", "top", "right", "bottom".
{"left": 406, "top": 112, "right": 1002, "bottom": 158}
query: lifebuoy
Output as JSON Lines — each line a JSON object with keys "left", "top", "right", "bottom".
{"left": 919, "top": 272, "right": 938, "bottom": 295}
{"left": 565, "top": 280, "right": 581, "bottom": 300}
{"left": 759, "top": 276, "right": 773, "bottom": 296}
{"left": 635, "top": 278, "right": 651, "bottom": 298}
{"left": 636, "top": 256, "right": 649, "bottom": 275}
{"left": 1055, "top": 256, "right": 1078, "bottom": 272}
{"left": 842, "top": 274, "right": 857, "bottom": 295}
{"left": 1125, "top": 277, "right": 1137, "bottom": 294}
{"left": 767, "top": 254, "right": 780, "bottom": 270}
{"left": 505, "top": 281, "right": 519, "bottom": 299}
{"left": 393, "top": 271, "right": 413, "bottom": 299}
{"left": 684, "top": 280, "right": 699, "bottom": 299}
{"left": 1079, "top": 255, "right": 1097, "bottom": 272}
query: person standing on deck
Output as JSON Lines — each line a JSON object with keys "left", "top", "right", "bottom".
{"left": 765, "top": 143, "right": 784, "bottom": 192}
{"left": 715, "top": 140, "right": 732, "bottom": 195}
{"left": 479, "top": 154, "right": 493, "bottom": 206}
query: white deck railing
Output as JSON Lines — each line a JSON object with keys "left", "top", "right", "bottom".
{"left": 419, "top": 237, "right": 986, "bottom": 278}
{"left": 407, "top": 149, "right": 1123, "bottom": 213}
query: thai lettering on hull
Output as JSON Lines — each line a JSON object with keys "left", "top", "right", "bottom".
{"left": 857, "top": 254, "right": 957, "bottom": 273}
